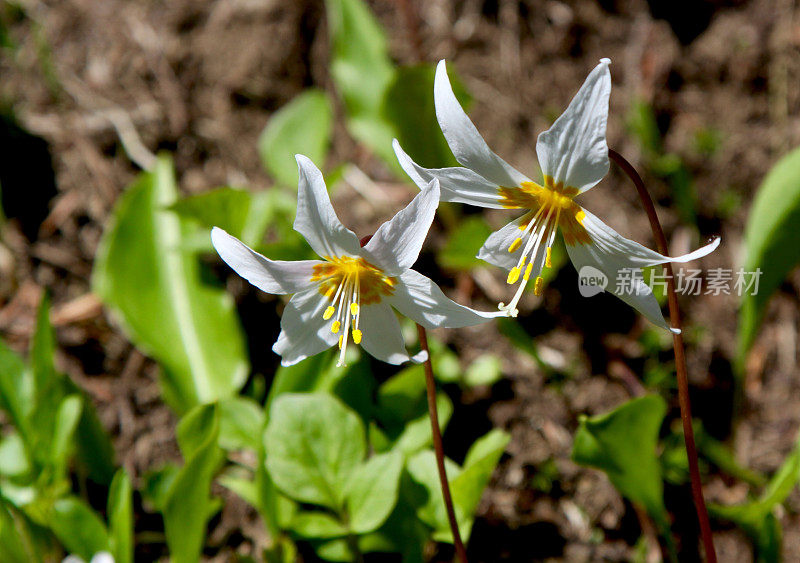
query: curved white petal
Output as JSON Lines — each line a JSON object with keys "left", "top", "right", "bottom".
{"left": 393, "top": 140, "right": 507, "bottom": 209}
{"left": 272, "top": 287, "right": 339, "bottom": 366}
{"left": 476, "top": 215, "right": 529, "bottom": 270}
{"left": 211, "top": 227, "right": 319, "bottom": 295}
{"left": 566, "top": 240, "right": 676, "bottom": 333}
{"left": 388, "top": 269, "right": 504, "bottom": 329}
{"left": 581, "top": 209, "right": 721, "bottom": 267}
{"left": 434, "top": 60, "right": 530, "bottom": 188}
{"left": 536, "top": 59, "right": 611, "bottom": 193}
{"left": 90, "top": 554, "right": 115, "bottom": 563}
{"left": 295, "top": 155, "right": 361, "bottom": 258}
{"left": 358, "top": 303, "right": 411, "bottom": 365}
{"left": 362, "top": 179, "right": 440, "bottom": 275}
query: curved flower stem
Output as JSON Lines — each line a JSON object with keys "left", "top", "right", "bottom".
{"left": 417, "top": 324, "right": 469, "bottom": 563}
{"left": 608, "top": 149, "right": 717, "bottom": 563}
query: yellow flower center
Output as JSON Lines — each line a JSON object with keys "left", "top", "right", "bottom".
{"left": 310, "top": 256, "right": 395, "bottom": 365}
{"left": 494, "top": 176, "right": 591, "bottom": 317}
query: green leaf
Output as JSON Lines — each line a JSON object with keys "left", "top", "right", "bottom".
{"left": 393, "top": 394, "right": 452, "bottom": 456}
{"left": 382, "top": 64, "right": 469, "bottom": 169}
{"left": 464, "top": 355, "right": 503, "bottom": 387}
{"left": 0, "top": 341, "right": 33, "bottom": 442}
{"left": 49, "top": 497, "right": 109, "bottom": 561}
{"left": 0, "top": 501, "right": 31, "bottom": 563}
{"left": 49, "top": 395, "right": 82, "bottom": 476}
{"left": 325, "top": 0, "right": 396, "bottom": 164}
{"left": 259, "top": 89, "right": 334, "bottom": 187}
{"left": 437, "top": 216, "right": 493, "bottom": 271}
{"left": 92, "top": 154, "right": 248, "bottom": 412}
{"left": 168, "top": 187, "right": 272, "bottom": 248}
{"left": 218, "top": 397, "right": 265, "bottom": 451}
{"left": 107, "top": 469, "right": 133, "bottom": 563}
{"left": 290, "top": 511, "right": 348, "bottom": 539}
{"left": 264, "top": 393, "right": 366, "bottom": 510}
{"left": 0, "top": 433, "right": 29, "bottom": 478}
{"left": 345, "top": 451, "right": 403, "bottom": 534}
{"left": 571, "top": 395, "right": 669, "bottom": 527}
{"left": 739, "top": 145, "right": 800, "bottom": 359}
{"left": 406, "top": 450, "right": 462, "bottom": 531}
{"left": 163, "top": 404, "right": 223, "bottom": 563}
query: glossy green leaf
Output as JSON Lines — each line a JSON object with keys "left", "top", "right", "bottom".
{"left": 739, "top": 145, "right": 800, "bottom": 359}
{"left": 437, "top": 216, "right": 493, "bottom": 271}
{"left": 259, "top": 89, "right": 334, "bottom": 187}
{"left": 49, "top": 497, "right": 109, "bottom": 561}
{"left": 218, "top": 397, "right": 265, "bottom": 452}
{"left": 163, "top": 404, "right": 223, "bottom": 563}
{"left": 92, "top": 155, "right": 248, "bottom": 411}
{"left": 107, "top": 469, "right": 133, "bottom": 563}
{"left": 264, "top": 393, "right": 366, "bottom": 510}
{"left": 168, "top": 187, "right": 272, "bottom": 248}
{"left": 571, "top": 395, "right": 669, "bottom": 527}
{"left": 345, "top": 451, "right": 403, "bottom": 534}
{"left": 325, "top": 0, "right": 396, "bottom": 164}
{"left": 290, "top": 511, "right": 347, "bottom": 539}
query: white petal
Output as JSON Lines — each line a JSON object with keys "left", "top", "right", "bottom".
{"left": 272, "top": 287, "right": 339, "bottom": 366}
{"left": 62, "top": 557, "right": 85, "bottom": 563}
{"left": 566, "top": 240, "right": 675, "bottom": 333}
{"left": 581, "top": 209, "right": 721, "bottom": 268}
{"left": 362, "top": 179, "right": 440, "bottom": 275}
{"left": 388, "top": 270, "right": 504, "bottom": 329}
{"left": 476, "top": 215, "right": 529, "bottom": 270}
{"left": 295, "top": 155, "right": 361, "bottom": 258}
{"left": 434, "top": 61, "right": 530, "bottom": 188}
{"left": 358, "top": 303, "right": 412, "bottom": 365}
{"left": 211, "top": 227, "right": 320, "bottom": 295}
{"left": 393, "top": 140, "right": 507, "bottom": 209}
{"left": 90, "top": 554, "right": 115, "bottom": 563}
{"left": 536, "top": 59, "right": 611, "bottom": 193}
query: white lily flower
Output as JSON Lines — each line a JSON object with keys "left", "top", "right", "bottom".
{"left": 394, "top": 58, "right": 720, "bottom": 332}
{"left": 62, "top": 552, "right": 114, "bottom": 563}
{"left": 212, "top": 156, "right": 503, "bottom": 367}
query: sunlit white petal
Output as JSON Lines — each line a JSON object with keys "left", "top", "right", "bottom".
{"left": 434, "top": 60, "right": 530, "bottom": 188}
{"left": 476, "top": 215, "right": 530, "bottom": 270}
{"left": 358, "top": 303, "right": 411, "bottom": 364}
{"left": 362, "top": 179, "right": 440, "bottom": 275}
{"left": 393, "top": 140, "right": 507, "bottom": 209}
{"left": 388, "top": 270, "right": 504, "bottom": 329}
{"left": 536, "top": 59, "right": 611, "bottom": 193}
{"left": 212, "top": 227, "right": 320, "bottom": 295}
{"left": 273, "top": 287, "right": 339, "bottom": 366}
{"left": 295, "top": 155, "right": 361, "bottom": 258}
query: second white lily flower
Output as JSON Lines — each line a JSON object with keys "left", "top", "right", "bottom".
{"left": 394, "top": 58, "right": 719, "bottom": 332}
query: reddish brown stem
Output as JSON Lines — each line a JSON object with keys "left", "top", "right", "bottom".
{"left": 417, "top": 324, "right": 469, "bottom": 563}
{"left": 608, "top": 149, "right": 717, "bottom": 563}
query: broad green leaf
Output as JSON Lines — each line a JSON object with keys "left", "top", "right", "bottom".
{"left": 325, "top": 0, "right": 396, "bottom": 164}
{"left": 0, "top": 341, "right": 33, "bottom": 442}
{"left": 163, "top": 404, "right": 223, "bottom": 563}
{"left": 0, "top": 433, "right": 29, "bottom": 477}
{"left": 0, "top": 501, "right": 30, "bottom": 563}
{"left": 393, "top": 394, "right": 453, "bottom": 456}
{"left": 710, "top": 431, "right": 800, "bottom": 562}
{"left": 92, "top": 154, "right": 248, "bottom": 411}
{"left": 49, "top": 497, "right": 109, "bottom": 561}
{"left": 571, "top": 395, "right": 669, "bottom": 527}
{"left": 739, "top": 146, "right": 800, "bottom": 359}
{"left": 437, "top": 216, "right": 493, "bottom": 271}
{"left": 264, "top": 393, "right": 366, "bottom": 510}
{"left": 168, "top": 187, "right": 272, "bottom": 248}
{"left": 218, "top": 397, "right": 265, "bottom": 451}
{"left": 259, "top": 89, "right": 334, "bottom": 187}
{"left": 406, "top": 450, "right": 463, "bottom": 532}
{"left": 107, "top": 469, "right": 133, "bottom": 563}
{"left": 382, "top": 64, "right": 469, "bottom": 169}
{"left": 345, "top": 451, "right": 403, "bottom": 534}
{"left": 140, "top": 464, "right": 180, "bottom": 512}
{"left": 266, "top": 353, "right": 333, "bottom": 411}
{"left": 290, "top": 511, "right": 347, "bottom": 539}
{"left": 464, "top": 355, "right": 503, "bottom": 387}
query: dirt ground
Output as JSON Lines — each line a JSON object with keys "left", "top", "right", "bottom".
{"left": 1, "top": 0, "right": 800, "bottom": 561}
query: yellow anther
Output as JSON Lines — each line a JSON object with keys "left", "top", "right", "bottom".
{"left": 575, "top": 209, "right": 586, "bottom": 224}
{"left": 350, "top": 303, "right": 359, "bottom": 316}
{"left": 325, "top": 286, "right": 336, "bottom": 298}
{"left": 331, "top": 320, "right": 341, "bottom": 333}
{"left": 507, "top": 267, "right": 521, "bottom": 285}
{"left": 545, "top": 247, "right": 552, "bottom": 268}
{"left": 338, "top": 335, "right": 344, "bottom": 349}
{"left": 323, "top": 306, "right": 335, "bottom": 320}
{"left": 508, "top": 238, "right": 522, "bottom": 253}
{"left": 534, "top": 276, "right": 544, "bottom": 296}
{"left": 523, "top": 263, "right": 533, "bottom": 281}
{"left": 352, "top": 329, "right": 362, "bottom": 344}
